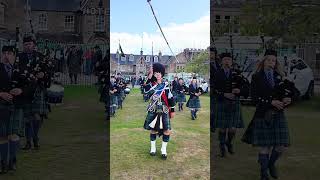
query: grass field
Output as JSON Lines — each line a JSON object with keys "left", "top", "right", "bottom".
{"left": 212, "top": 97, "right": 320, "bottom": 180}
{"left": 110, "top": 88, "right": 210, "bottom": 179}
{"left": 2, "top": 86, "right": 107, "bottom": 180}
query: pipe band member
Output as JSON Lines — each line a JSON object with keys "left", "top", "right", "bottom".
{"left": 0, "top": 46, "right": 35, "bottom": 173}
{"left": 242, "top": 49, "right": 292, "bottom": 180}
{"left": 186, "top": 77, "right": 202, "bottom": 120}
{"left": 214, "top": 52, "right": 249, "bottom": 157}
{"left": 143, "top": 63, "right": 175, "bottom": 160}
{"left": 176, "top": 78, "right": 188, "bottom": 111}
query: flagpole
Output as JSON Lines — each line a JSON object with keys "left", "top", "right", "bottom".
{"left": 118, "top": 39, "right": 120, "bottom": 74}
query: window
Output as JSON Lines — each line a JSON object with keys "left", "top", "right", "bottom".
{"left": 224, "top": 16, "right": 230, "bottom": 23}
{"left": 64, "top": 16, "right": 74, "bottom": 31}
{"left": 38, "top": 13, "right": 48, "bottom": 30}
{"left": 0, "top": 4, "right": 4, "bottom": 25}
{"left": 215, "top": 15, "right": 220, "bottom": 23}
{"left": 121, "top": 55, "right": 126, "bottom": 61}
{"left": 129, "top": 54, "right": 134, "bottom": 61}
{"left": 146, "top": 56, "right": 150, "bottom": 62}
{"left": 154, "top": 56, "right": 158, "bottom": 62}
{"left": 95, "top": 15, "right": 105, "bottom": 32}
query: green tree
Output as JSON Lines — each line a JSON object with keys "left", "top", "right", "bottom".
{"left": 185, "top": 51, "right": 209, "bottom": 76}
{"left": 240, "top": 0, "right": 320, "bottom": 43}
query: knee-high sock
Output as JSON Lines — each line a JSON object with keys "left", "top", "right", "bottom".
{"left": 161, "top": 135, "right": 170, "bottom": 155}
{"left": 9, "top": 140, "right": 19, "bottom": 161}
{"left": 25, "top": 122, "right": 32, "bottom": 142}
{"left": 258, "top": 153, "right": 270, "bottom": 178}
{"left": 150, "top": 134, "right": 157, "bottom": 153}
{"left": 32, "top": 120, "right": 41, "bottom": 142}
{"left": 0, "top": 142, "right": 8, "bottom": 162}
{"left": 269, "top": 148, "right": 282, "bottom": 166}
{"left": 227, "top": 131, "right": 236, "bottom": 145}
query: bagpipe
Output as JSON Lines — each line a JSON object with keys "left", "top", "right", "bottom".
{"left": 273, "top": 78, "right": 295, "bottom": 102}
{"left": 229, "top": 69, "right": 250, "bottom": 98}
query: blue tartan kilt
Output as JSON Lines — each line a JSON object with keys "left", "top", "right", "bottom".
{"left": 110, "top": 94, "right": 118, "bottom": 107}
{"left": 186, "top": 96, "right": 201, "bottom": 108}
{"left": 215, "top": 99, "right": 244, "bottom": 128}
{"left": 8, "top": 107, "right": 25, "bottom": 136}
{"left": 242, "top": 110, "right": 290, "bottom": 147}
{"left": 0, "top": 103, "right": 12, "bottom": 137}
{"left": 32, "top": 88, "right": 48, "bottom": 115}
{"left": 176, "top": 93, "right": 186, "bottom": 103}
{"left": 144, "top": 112, "right": 171, "bottom": 131}
{"left": 23, "top": 104, "right": 34, "bottom": 123}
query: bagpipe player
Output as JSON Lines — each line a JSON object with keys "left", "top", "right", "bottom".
{"left": 242, "top": 49, "right": 293, "bottom": 180}
{"left": 143, "top": 63, "right": 175, "bottom": 160}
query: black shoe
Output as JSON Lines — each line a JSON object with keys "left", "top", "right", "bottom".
{"left": 226, "top": 143, "right": 235, "bottom": 154}
{"left": 150, "top": 152, "right": 156, "bottom": 156}
{"left": 0, "top": 160, "right": 8, "bottom": 174}
{"left": 33, "top": 140, "right": 40, "bottom": 150}
{"left": 219, "top": 143, "right": 226, "bottom": 157}
{"left": 269, "top": 165, "right": 278, "bottom": 179}
{"left": 22, "top": 142, "right": 31, "bottom": 150}
{"left": 161, "top": 154, "right": 167, "bottom": 160}
{"left": 261, "top": 176, "right": 269, "bottom": 180}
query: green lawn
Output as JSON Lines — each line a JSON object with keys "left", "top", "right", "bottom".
{"left": 212, "top": 97, "right": 320, "bottom": 180}
{"left": 110, "top": 88, "right": 210, "bottom": 179}
{"left": 2, "top": 86, "right": 107, "bottom": 180}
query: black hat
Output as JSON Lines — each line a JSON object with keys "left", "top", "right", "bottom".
{"left": 220, "top": 52, "right": 232, "bottom": 59}
{"left": 153, "top": 63, "right": 165, "bottom": 76}
{"left": 264, "top": 49, "right": 277, "bottom": 57}
{"left": 23, "top": 35, "right": 36, "bottom": 43}
{"left": 192, "top": 76, "right": 197, "bottom": 79}
{"left": 2, "top": 46, "right": 16, "bottom": 53}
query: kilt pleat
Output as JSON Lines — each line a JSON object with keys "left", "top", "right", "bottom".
{"left": 243, "top": 110, "right": 290, "bottom": 147}
{"left": 32, "top": 88, "right": 49, "bottom": 115}
{"left": 144, "top": 112, "right": 171, "bottom": 131}
{"left": 215, "top": 99, "right": 244, "bottom": 128}
{"left": 176, "top": 93, "right": 186, "bottom": 103}
{"left": 8, "top": 108, "right": 25, "bottom": 136}
{"left": 187, "top": 96, "right": 201, "bottom": 108}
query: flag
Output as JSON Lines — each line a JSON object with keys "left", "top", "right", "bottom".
{"left": 119, "top": 44, "right": 125, "bottom": 57}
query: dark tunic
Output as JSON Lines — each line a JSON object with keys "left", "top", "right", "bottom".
{"left": 143, "top": 80, "right": 175, "bottom": 134}
{"left": 213, "top": 68, "right": 248, "bottom": 128}
{"left": 186, "top": 83, "right": 201, "bottom": 109}
{"left": 175, "top": 84, "right": 188, "bottom": 103}
{"left": 242, "top": 71, "right": 290, "bottom": 147}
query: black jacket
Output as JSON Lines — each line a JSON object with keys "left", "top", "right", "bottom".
{"left": 213, "top": 68, "right": 249, "bottom": 102}
{"left": 251, "top": 70, "right": 293, "bottom": 117}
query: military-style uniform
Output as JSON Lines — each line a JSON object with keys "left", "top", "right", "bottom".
{"left": 18, "top": 40, "right": 53, "bottom": 150}
{"left": 242, "top": 49, "right": 293, "bottom": 180}
{"left": 109, "top": 77, "right": 118, "bottom": 117}
{"left": 175, "top": 82, "right": 188, "bottom": 111}
{"left": 144, "top": 63, "right": 175, "bottom": 159}
{"left": 186, "top": 79, "right": 202, "bottom": 120}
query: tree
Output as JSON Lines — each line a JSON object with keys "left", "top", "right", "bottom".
{"left": 185, "top": 51, "right": 209, "bottom": 76}
{"left": 240, "top": 0, "right": 320, "bottom": 43}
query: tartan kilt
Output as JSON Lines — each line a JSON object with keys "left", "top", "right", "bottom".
{"left": 172, "top": 91, "right": 177, "bottom": 102}
{"left": 215, "top": 99, "right": 244, "bottom": 128}
{"left": 186, "top": 96, "right": 201, "bottom": 108}
{"left": 110, "top": 94, "right": 118, "bottom": 107}
{"left": 23, "top": 104, "right": 34, "bottom": 123}
{"left": 176, "top": 93, "right": 186, "bottom": 103}
{"left": 144, "top": 112, "right": 171, "bottom": 131}
{"left": 242, "top": 110, "right": 290, "bottom": 147}
{"left": 0, "top": 103, "right": 12, "bottom": 137}
{"left": 32, "top": 88, "right": 49, "bottom": 115}
{"left": 8, "top": 107, "right": 25, "bottom": 136}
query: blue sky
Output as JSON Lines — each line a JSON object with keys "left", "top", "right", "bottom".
{"left": 110, "top": 0, "right": 210, "bottom": 55}
{"left": 111, "top": 0, "right": 209, "bottom": 34}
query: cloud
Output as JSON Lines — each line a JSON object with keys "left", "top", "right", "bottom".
{"left": 110, "top": 14, "right": 210, "bottom": 55}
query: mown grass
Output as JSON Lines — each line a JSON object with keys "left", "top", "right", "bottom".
{"left": 2, "top": 86, "right": 108, "bottom": 180}
{"left": 212, "top": 96, "right": 320, "bottom": 180}
{"left": 110, "top": 88, "right": 210, "bottom": 179}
